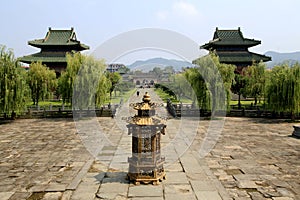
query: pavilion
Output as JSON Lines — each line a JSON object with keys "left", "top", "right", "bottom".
{"left": 19, "top": 27, "right": 89, "bottom": 76}
{"left": 201, "top": 27, "right": 271, "bottom": 73}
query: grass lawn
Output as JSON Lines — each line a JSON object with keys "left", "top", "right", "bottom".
{"left": 154, "top": 88, "right": 177, "bottom": 103}
{"left": 230, "top": 100, "right": 264, "bottom": 107}
{"left": 30, "top": 90, "right": 264, "bottom": 109}
{"left": 155, "top": 88, "right": 265, "bottom": 107}
{"left": 176, "top": 96, "right": 193, "bottom": 103}
{"left": 24, "top": 88, "right": 137, "bottom": 108}
{"left": 154, "top": 88, "right": 192, "bottom": 103}
{"left": 26, "top": 100, "right": 66, "bottom": 107}
{"left": 107, "top": 88, "right": 137, "bottom": 104}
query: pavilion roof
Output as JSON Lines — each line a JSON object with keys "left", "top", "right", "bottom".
{"left": 18, "top": 51, "right": 66, "bottom": 64}
{"left": 28, "top": 27, "right": 89, "bottom": 50}
{"left": 201, "top": 28, "right": 261, "bottom": 49}
{"left": 216, "top": 51, "right": 271, "bottom": 63}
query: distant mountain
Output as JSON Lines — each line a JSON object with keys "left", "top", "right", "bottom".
{"left": 265, "top": 51, "right": 300, "bottom": 68}
{"left": 127, "top": 57, "right": 194, "bottom": 72}
{"left": 127, "top": 52, "right": 300, "bottom": 71}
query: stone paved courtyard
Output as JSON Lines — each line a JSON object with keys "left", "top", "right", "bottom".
{"left": 0, "top": 89, "right": 299, "bottom": 200}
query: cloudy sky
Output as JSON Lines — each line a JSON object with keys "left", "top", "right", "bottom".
{"left": 1, "top": 0, "right": 300, "bottom": 64}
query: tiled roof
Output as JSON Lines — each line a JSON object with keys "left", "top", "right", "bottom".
{"left": 18, "top": 51, "right": 67, "bottom": 64}
{"left": 201, "top": 28, "right": 261, "bottom": 49}
{"left": 216, "top": 51, "right": 271, "bottom": 63}
{"left": 28, "top": 27, "right": 89, "bottom": 50}
{"left": 214, "top": 29, "right": 244, "bottom": 40}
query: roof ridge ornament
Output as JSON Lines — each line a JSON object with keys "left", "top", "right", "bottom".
{"left": 44, "top": 28, "right": 51, "bottom": 42}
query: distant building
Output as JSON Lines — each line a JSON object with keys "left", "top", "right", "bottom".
{"left": 106, "top": 64, "right": 126, "bottom": 73}
{"left": 132, "top": 73, "right": 157, "bottom": 86}
{"left": 200, "top": 27, "right": 271, "bottom": 73}
{"left": 19, "top": 27, "right": 89, "bottom": 76}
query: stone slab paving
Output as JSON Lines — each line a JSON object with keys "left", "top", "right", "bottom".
{"left": 0, "top": 118, "right": 92, "bottom": 200}
{"left": 0, "top": 88, "right": 299, "bottom": 199}
{"left": 204, "top": 117, "right": 300, "bottom": 200}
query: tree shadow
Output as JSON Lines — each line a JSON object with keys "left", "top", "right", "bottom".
{"left": 247, "top": 117, "right": 298, "bottom": 124}
{"left": 0, "top": 119, "right": 14, "bottom": 125}
{"left": 94, "top": 171, "right": 129, "bottom": 184}
{"left": 288, "top": 134, "right": 300, "bottom": 139}
{"left": 32, "top": 118, "right": 74, "bottom": 123}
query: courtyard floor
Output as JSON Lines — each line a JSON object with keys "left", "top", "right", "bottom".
{"left": 0, "top": 89, "right": 299, "bottom": 200}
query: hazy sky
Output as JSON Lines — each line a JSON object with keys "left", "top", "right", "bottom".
{"left": 1, "top": 0, "right": 300, "bottom": 64}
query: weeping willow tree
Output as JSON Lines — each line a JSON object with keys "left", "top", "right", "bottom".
{"left": 58, "top": 52, "right": 84, "bottom": 105}
{"left": 266, "top": 63, "right": 300, "bottom": 119}
{"left": 214, "top": 56, "right": 236, "bottom": 110}
{"left": 191, "top": 53, "right": 235, "bottom": 112}
{"left": 59, "top": 53, "right": 111, "bottom": 108}
{"left": 72, "top": 56, "right": 110, "bottom": 109}
{"left": 96, "top": 73, "right": 110, "bottom": 107}
{"left": 27, "top": 62, "right": 57, "bottom": 106}
{"left": 0, "top": 45, "right": 29, "bottom": 115}
{"left": 292, "top": 64, "right": 300, "bottom": 118}
{"left": 168, "top": 73, "right": 193, "bottom": 102}
{"left": 184, "top": 67, "right": 210, "bottom": 109}
{"left": 243, "top": 62, "right": 266, "bottom": 105}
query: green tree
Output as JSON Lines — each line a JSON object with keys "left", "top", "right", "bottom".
{"left": 184, "top": 67, "right": 210, "bottom": 109}
{"left": 118, "top": 65, "right": 130, "bottom": 74}
{"left": 215, "top": 58, "right": 236, "bottom": 109}
{"left": 243, "top": 62, "right": 266, "bottom": 105}
{"left": 96, "top": 74, "right": 110, "bottom": 107}
{"left": 115, "top": 81, "right": 135, "bottom": 95}
{"left": 231, "top": 73, "right": 247, "bottom": 109}
{"left": 73, "top": 56, "right": 109, "bottom": 109}
{"left": 27, "top": 62, "right": 57, "bottom": 106}
{"left": 150, "top": 67, "right": 163, "bottom": 80}
{"left": 106, "top": 72, "right": 122, "bottom": 100}
{"left": 266, "top": 63, "right": 300, "bottom": 119}
{"left": 164, "top": 66, "right": 175, "bottom": 74}
{"left": 58, "top": 52, "right": 84, "bottom": 104}
{"left": 169, "top": 73, "right": 192, "bottom": 102}
{"left": 59, "top": 53, "right": 110, "bottom": 108}
{"left": 192, "top": 53, "right": 235, "bottom": 111}
{"left": 0, "top": 45, "right": 28, "bottom": 116}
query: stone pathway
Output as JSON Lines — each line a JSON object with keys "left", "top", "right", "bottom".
{"left": 0, "top": 88, "right": 299, "bottom": 199}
